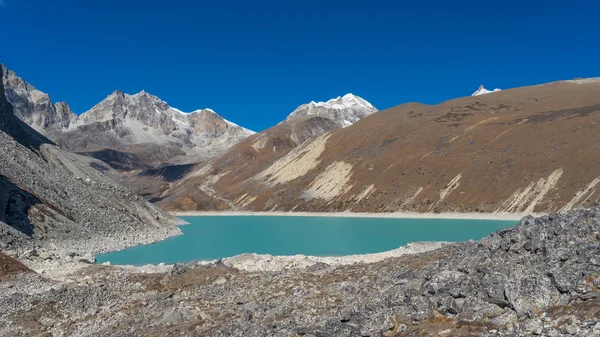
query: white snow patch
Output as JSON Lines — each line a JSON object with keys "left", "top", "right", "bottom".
{"left": 565, "top": 77, "right": 600, "bottom": 84}
{"left": 472, "top": 85, "right": 502, "bottom": 96}
{"left": 287, "top": 93, "right": 378, "bottom": 126}
{"left": 223, "top": 118, "right": 255, "bottom": 134}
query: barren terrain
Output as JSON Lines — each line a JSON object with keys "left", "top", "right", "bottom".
{"left": 161, "top": 79, "right": 600, "bottom": 214}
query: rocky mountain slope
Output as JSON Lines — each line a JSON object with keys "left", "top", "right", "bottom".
{"left": 1, "top": 65, "right": 78, "bottom": 132}
{"left": 1, "top": 208, "right": 599, "bottom": 336}
{"left": 161, "top": 77, "right": 600, "bottom": 213}
{"left": 1, "top": 65, "right": 253, "bottom": 170}
{"left": 156, "top": 115, "right": 340, "bottom": 210}
{"left": 156, "top": 95, "right": 377, "bottom": 210}
{"left": 0, "top": 67, "right": 180, "bottom": 256}
{"left": 287, "top": 93, "right": 378, "bottom": 127}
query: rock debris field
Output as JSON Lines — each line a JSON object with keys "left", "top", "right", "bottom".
{"left": 0, "top": 208, "right": 599, "bottom": 336}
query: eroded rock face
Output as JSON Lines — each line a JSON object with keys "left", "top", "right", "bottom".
{"left": 157, "top": 115, "right": 340, "bottom": 211}
{"left": 1, "top": 64, "right": 78, "bottom": 131}
{"left": 1, "top": 208, "right": 599, "bottom": 336}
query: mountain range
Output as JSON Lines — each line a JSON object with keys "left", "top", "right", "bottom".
{"left": 160, "top": 78, "right": 600, "bottom": 214}
{"left": 1, "top": 65, "right": 254, "bottom": 169}
{"left": 4, "top": 63, "right": 599, "bottom": 216}
{"left": 0, "top": 67, "right": 179, "bottom": 254}
{"left": 1, "top": 65, "right": 379, "bottom": 173}
{"left": 2, "top": 64, "right": 600, "bottom": 336}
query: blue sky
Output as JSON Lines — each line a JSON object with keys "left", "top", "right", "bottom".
{"left": 1, "top": 0, "right": 599, "bottom": 131}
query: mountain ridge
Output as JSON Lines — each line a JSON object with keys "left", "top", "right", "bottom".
{"left": 287, "top": 93, "right": 377, "bottom": 128}
{"left": 1, "top": 64, "right": 254, "bottom": 169}
{"left": 0, "top": 67, "right": 180, "bottom": 255}
{"left": 160, "top": 77, "right": 600, "bottom": 213}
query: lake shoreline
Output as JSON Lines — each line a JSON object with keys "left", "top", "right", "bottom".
{"left": 170, "top": 211, "right": 534, "bottom": 221}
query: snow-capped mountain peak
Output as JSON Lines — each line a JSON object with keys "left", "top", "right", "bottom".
{"left": 287, "top": 93, "right": 377, "bottom": 128}
{"left": 78, "top": 89, "right": 254, "bottom": 134}
{"left": 2, "top": 64, "right": 255, "bottom": 167}
{"left": 472, "top": 85, "right": 502, "bottom": 96}
{"left": 223, "top": 118, "right": 256, "bottom": 135}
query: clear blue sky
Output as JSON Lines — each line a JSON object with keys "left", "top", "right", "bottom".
{"left": 1, "top": 0, "right": 598, "bottom": 131}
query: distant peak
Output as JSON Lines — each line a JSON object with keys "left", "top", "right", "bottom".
{"left": 306, "top": 93, "right": 372, "bottom": 108}
{"left": 185, "top": 108, "right": 216, "bottom": 115}
{"left": 0, "top": 64, "right": 18, "bottom": 79}
{"left": 287, "top": 93, "right": 378, "bottom": 127}
{"left": 129, "top": 90, "right": 165, "bottom": 103}
{"left": 132, "top": 89, "right": 156, "bottom": 98}
{"left": 472, "top": 85, "right": 501, "bottom": 96}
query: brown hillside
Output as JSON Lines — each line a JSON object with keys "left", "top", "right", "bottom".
{"left": 162, "top": 78, "right": 600, "bottom": 213}
{"left": 0, "top": 253, "right": 30, "bottom": 281}
{"left": 157, "top": 115, "right": 337, "bottom": 210}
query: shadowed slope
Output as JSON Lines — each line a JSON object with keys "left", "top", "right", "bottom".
{"left": 0, "top": 65, "right": 180, "bottom": 254}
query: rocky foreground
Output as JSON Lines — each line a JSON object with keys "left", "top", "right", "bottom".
{"left": 0, "top": 208, "right": 599, "bottom": 337}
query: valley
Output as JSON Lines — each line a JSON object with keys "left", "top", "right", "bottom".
{"left": 1, "top": 65, "right": 600, "bottom": 337}
{"left": 2, "top": 0, "right": 600, "bottom": 335}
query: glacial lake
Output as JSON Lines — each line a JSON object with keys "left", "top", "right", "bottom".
{"left": 96, "top": 216, "right": 516, "bottom": 266}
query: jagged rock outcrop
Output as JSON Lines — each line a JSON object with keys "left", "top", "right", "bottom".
{"left": 0, "top": 65, "right": 180, "bottom": 255}
{"left": 1, "top": 64, "right": 78, "bottom": 131}
{"left": 78, "top": 89, "right": 253, "bottom": 146}
{"left": 287, "top": 93, "right": 377, "bottom": 128}
{"left": 1, "top": 65, "right": 254, "bottom": 170}
{"left": 54, "top": 89, "right": 254, "bottom": 168}
{"left": 1, "top": 208, "right": 599, "bottom": 336}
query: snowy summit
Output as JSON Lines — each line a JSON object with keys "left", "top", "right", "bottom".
{"left": 472, "top": 85, "right": 502, "bottom": 96}
{"left": 286, "top": 93, "right": 377, "bottom": 128}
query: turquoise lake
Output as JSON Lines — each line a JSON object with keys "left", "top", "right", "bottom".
{"left": 96, "top": 216, "right": 516, "bottom": 266}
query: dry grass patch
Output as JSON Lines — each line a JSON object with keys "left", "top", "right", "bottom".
{"left": 0, "top": 253, "right": 30, "bottom": 281}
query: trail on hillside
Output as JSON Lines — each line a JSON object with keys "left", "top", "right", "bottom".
{"left": 198, "top": 175, "right": 242, "bottom": 211}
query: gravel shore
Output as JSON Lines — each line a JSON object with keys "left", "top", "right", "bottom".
{"left": 170, "top": 210, "right": 531, "bottom": 221}
{"left": 1, "top": 209, "right": 599, "bottom": 336}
